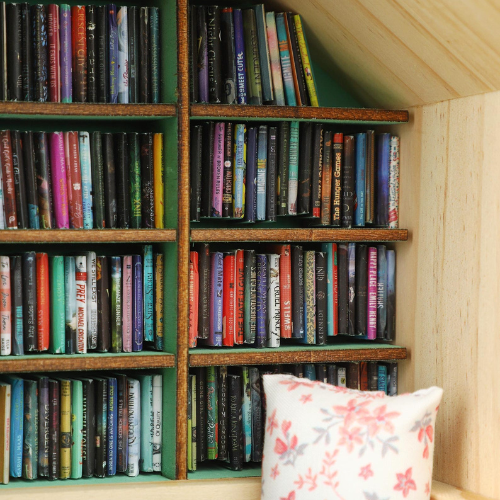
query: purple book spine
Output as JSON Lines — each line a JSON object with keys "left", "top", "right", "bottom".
{"left": 256, "top": 254, "right": 267, "bottom": 348}
{"left": 199, "top": 9, "right": 209, "bottom": 103}
{"left": 60, "top": 5, "right": 72, "bottom": 103}
{"left": 367, "top": 247, "right": 377, "bottom": 340}
{"left": 132, "top": 254, "right": 143, "bottom": 351}
{"left": 49, "top": 132, "right": 69, "bottom": 228}
{"left": 212, "top": 122, "right": 224, "bottom": 217}
{"left": 233, "top": 9, "right": 247, "bottom": 104}
{"left": 122, "top": 255, "right": 133, "bottom": 352}
{"left": 209, "top": 252, "right": 223, "bottom": 346}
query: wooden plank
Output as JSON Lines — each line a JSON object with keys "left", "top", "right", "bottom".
{"left": 0, "top": 229, "right": 176, "bottom": 243}
{"left": 191, "top": 104, "right": 408, "bottom": 122}
{"left": 0, "top": 353, "right": 175, "bottom": 373}
{"left": 191, "top": 228, "right": 408, "bottom": 242}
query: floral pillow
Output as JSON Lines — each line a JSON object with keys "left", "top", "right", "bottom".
{"left": 261, "top": 374, "right": 443, "bottom": 500}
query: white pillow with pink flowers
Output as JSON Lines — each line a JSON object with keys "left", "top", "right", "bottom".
{"left": 261, "top": 374, "right": 442, "bottom": 500}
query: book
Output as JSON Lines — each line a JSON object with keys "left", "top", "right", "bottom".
{"left": 222, "top": 252, "right": 235, "bottom": 347}
{"left": 207, "top": 6, "right": 222, "bottom": 104}
{"left": 106, "top": 377, "right": 117, "bottom": 475}
{"left": 81, "top": 377, "right": 95, "bottom": 477}
{"left": 86, "top": 251, "right": 97, "bottom": 350}
{"left": 265, "top": 12, "right": 284, "bottom": 105}
{"left": 64, "top": 256, "right": 76, "bottom": 354}
{"left": 365, "top": 130, "right": 375, "bottom": 224}
{"left": 49, "top": 132, "right": 69, "bottom": 229}
{"left": 245, "top": 126, "right": 257, "bottom": 222}
{"left": 217, "top": 367, "right": 227, "bottom": 461}
{"left": 196, "top": 6, "right": 208, "bottom": 103}
{"left": 356, "top": 245, "right": 368, "bottom": 336}
{"left": 94, "top": 377, "right": 107, "bottom": 477}
{"left": 285, "top": 12, "right": 307, "bottom": 106}
{"left": 138, "top": 7, "right": 150, "bottom": 103}
{"left": 220, "top": 8, "right": 236, "bottom": 104}
{"left": 389, "top": 135, "right": 400, "bottom": 229}
{"left": 303, "top": 364, "right": 316, "bottom": 380}
{"left": 376, "top": 133, "right": 390, "bottom": 226}
{"left": 189, "top": 251, "right": 199, "bottom": 348}
{"left": 347, "top": 243, "right": 356, "bottom": 336}
{"left": 116, "top": 133, "right": 131, "bottom": 229}
{"left": 197, "top": 244, "right": 210, "bottom": 340}
{"left": 321, "top": 130, "right": 333, "bottom": 224}
{"left": 50, "top": 256, "right": 65, "bottom": 354}
{"left": 127, "top": 377, "right": 140, "bottom": 476}
{"left": 11, "top": 132, "right": 28, "bottom": 229}
{"left": 187, "top": 374, "right": 193, "bottom": 470}
{"left": 209, "top": 252, "right": 223, "bottom": 346}
{"left": 377, "top": 245, "right": 387, "bottom": 340}
{"left": 96, "top": 256, "right": 110, "bottom": 352}
{"left": 190, "top": 125, "right": 203, "bottom": 221}
{"left": 243, "top": 250, "right": 256, "bottom": 344}
{"left": 143, "top": 245, "right": 154, "bottom": 343}
{"left": 22, "top": 132, "right": 39, "bottom": 229}
{"left": 78, "top": 132, "right": 93, "bottom": 229}
{"left": 227, "top": 374, "right": 242, "bottom": 470}
{"left": 304, "top": 250, "right": 316, "bottom": 344}
{"left": 117, "top": 7, "right": 128, "bottom": 103}
{"left": 140, "top": 132, "right": 154, "bottom": 228}
{"left": 222, "top": 123, "right": 233, "bottom": 217}
{"left": 0, "top": 131, "right": 18, "bottom": 228}
{"left": 8, "top": 377, "right": 23, "bottom": 478}
{"left": 254, "top": 5, "right": 273, "bottom": 103}
{"left": 332, "top": 133, "right": 343, "bottom": 226}
{"left": 311, "top": 124, "right": 324, "bottom": 218}
{"left": 33, "top": 4, "right": 48, "bottom": 102}
{"left": 86, "top": 5, "right": 96, "bottom": 102}
{"left": 122, "top": 255, "right": 133, "bottom": 352}
{"left": 288, "top": 121, "right": 299, "bottom": 214}
{"left": 212, "top": 122, "right": 224, "bottom": 217}
{"left": 338, "top": 244, "right": 348, "bottom": 335}
{"left": 388, "top": 362, "right": 398, "bottom": 396}
{"left": 249, "top": 367, "right": 262, "bottom": 461}
{"left": 150, "top": 8, "right": 159, "bottom": 103}
{"left": 153, "top": 257, "right": 164, "bottom": 351}
{"left": 298, "top": 122, "right": 312, "bottom": 214}
{"left": 64, "top": 131, "right": 83, "bottom": 229}
{"left": 355, "top": 133, "right": 366, "bottom": 226}
{"left": 275, "top": 13, "right": 295, "bottom": 105}
{"left": 291, "top": 245, "right": 304, "bottom": 338}
{"left": 367, "top": 247, "right": 378, "bottom": 340}
{"left": 189, "top": 6, "right": 199, "bottom": 103}
{"left": 48, "top": 379, "right": 60, "bottom": 480}
{"left": 342, "top": 135, "right": 355, "bottom": 228}
{"left": 60, "top": 5, "right": 72, "bottom": 102}
{"left": 201, "top": 121, "right": 214, "bottom": 218}
{"left": 152, "top": 374, "right": 162, "bottom": 471}
{"left": 47, "top": 4, "right": 60, "bottom": 102}
{"left": 127, "top": 6, "right": 137, "bottom": 103}
{"left": 278, "top": 121, "right": 290, "bottom": 216}
{"left": 70, "top": 379, "right": 83, "bottom": 479}
{"left": 0, "top": 256, "right": 10, "bottom": 356}
{"left": 103, "top": 133, "right": 117, "bottom": 228}
{"left": 75, "top": 255, "right": 87, "bottom": 353}
{"left": 10, "top": 256, "right": 23, "bottom": 355}
{"left": 195, "top": 368, "right": 206, "bottom": 463}
{"left": 232, "top": 123, "right": 246, "bottom": 218}
{"left": 114, "top": 374, "right": 127, "bottom": 473}
{"left": 21, "top": 4, "right": 33, "bottom": 102}
{"left": 59, "top": 378, "right": 71, "bottom": 479}
{"left": 22, "top": 252, "right": 36, "bottom": 352}
{"left": 315, "top": 251, "right": 327, "bottom": 345}
{"left": 206, "top": 366, "right": 218, "bottom": 460}
{"left": 132, "top": 254, "right": 143, "bottom": 351}
{"left": 267, "top": 253, "right": 280, "bottom": 347}
{"left": 386, "top": 249, "right": 396, "bottom": 341}
{"left": 241, "top": 367, "right": 252, "bottom": 461}
{"left": 96, "top": 5, "right": 108, "bottom": 103}
{"left": 267, "top": 126, "right": 277, "bottom": 221}
{"left": 36, "top": 253, "right": 49, "bottom": 351}
{"left": 377, "top": 364, "right": 388, "bottom": 394}
{"left": 71, "top": 6, "right": 87, "bottom": 102}
{"left": 256, "top": 125, "right": 268, "bottom": 220}
{"left": 90, "top": 131, "right": 105, "bottom": 228}
{"left": 256, "top": 254, "right": 267, "bottom": 348}
{"left": 129, "top": 132, "right": 141, "bottom": 228}
{"left": 110, "top": 256, "right": 122, "bottom": 352}
{"left": 153, "top": 133, "right": 164, "bottom": 228}
{"left": 34, "top": 132, "right": 53, "bottom": 229}
{"left": 37, "top": 376, "right": 49, "bottom": 476}
{"left": 243, "top": 9, "right": 262, "bottom": 105}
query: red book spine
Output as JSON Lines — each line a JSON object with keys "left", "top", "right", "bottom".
{"left": 333, "top": 242, "right": 338, "bottom": 336}
{"left": 36, "top": 252, "right": 50, "bottom": 351}
{"left": 48, "top": 4, "right": 61, "bottom": 102}
{"left": 0, "top": 131, "right": 18, "bottom": 228}
{"left": 189, "top": 251, "right": 199, "bottom": 348}
{"left": 71, "top": 6, "right": 87, "bottom": 102}
{"left": 64, "top": 132, "right": 83, "bottom": 228}
{"left": 280, "top": 244, "right": 292, "bottom": 338}
{"left": 360, "top": 361, "right": 369, "bottom": 391}
{"left": 234, "top": 250, "right": 244, "bottom": 344}
{"left": 222, "top": 253, "right": 235, "bottom": 347}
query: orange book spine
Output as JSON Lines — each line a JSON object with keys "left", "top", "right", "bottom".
{"left": 280, "top": 244, "right": 292, "bottom": 338}
{"left": 153, "top": 133, "right": 164, "bottom": 228}
{"left": 36, "top": 252, "right": 50, "bottom": 351}
{"left": 234, "top": 250, "right": 244, "bottom": 344}
{"left": 222, "top": 253, "right": 235, "bottom": 347}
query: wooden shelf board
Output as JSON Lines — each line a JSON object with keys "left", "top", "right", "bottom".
{"left": 0, "top": 229, "right": 176, "bottom": 243}
{"left": 189, "top": 344, "right": 407, "bottom": 367}
{"left": 0, "top": 102, "right": 176, "bottom": 118}
{"left": 190, "top": 104, "right": 409, "bottom": 123}
{"left": 190, "top": 228, "right": 408, "bottom": 242}
{"left": 0, "top": 352, "right": 175, "bottom": 373}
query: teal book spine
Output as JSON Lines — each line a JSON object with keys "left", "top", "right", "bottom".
{"left": 149, "top": 7, "right": 160, "bottom": 103}
{"left": 256, "top": 125, "right": 267, "bottom": 221}
{"left": 288, "top": 121, "right": 300, "bottom": 214}
{"left": 50, "top": 256, "right": 65, "bottom": 353}
{"left": 9, "top": 377, "right": 23, "bottom": 477}
{"left": 242, "top": 367, "right": 252, "bottom": 461}
{"left": 111, "top": 256, "right": 122, "bottom": 352}
{"left": 206, "top": 366, "right": 218, "bottom": 459}
{"left": 275, "top": 13, "right": 296, "bottom": 106}
{"left": 254, "top": 5, "right": 273, "bottom": 102}
{"left": 64, "top": 256, "right": 76, "bottom": 354}
{"left": 143, "top": 245, "right": 154, "bottom": 342}
{"left": 232, "top": 124, "right": 246, "bottom": 219}
{"left": 323, "top": 243, "right": 334, "bottom": 337}
{"left": 70, "top": 379, "right": 83, "bottom": 478}
{"left": 377, "top": 364, "right": 388, "bottom": 394}
{"left": 138, "top": 374, "right": 153, "bottom": 472}
{"left": 355, "top": 133, "right": 366, "bottom": 226}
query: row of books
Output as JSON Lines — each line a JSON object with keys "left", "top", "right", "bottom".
{"left": 0, "top": 3, "right": 160, "bottom": 103}
{"left": 0, "top": 372, "right": 162, "bottom": 484}
{"left": 189, "top": 243, "right": 396, "bottom": 348}
{"left": 0, "top": 130, "right": 164, "bottom": 230}
{"left": 0, "top": 246, "right": 164, "bottom": 356}
{"left": 187, "top": 362, "right": 398, "bottom": 471}
{"left": 190, "top": 5, "right": 318, "bottom": 106}
{"left": 191, "top": 123, "right": 400, "bottom": 227}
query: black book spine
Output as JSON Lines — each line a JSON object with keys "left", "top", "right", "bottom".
{"left": 21, "top": 3, "right": 32, "bottom": 101}
{"left": 311, "top": 123, "right": 324, "bottom": 217}
{"left": 86, "top": 6, "right": 97, "bottom": 103}
{"left": 48, "top": 379, "right": 59, "bottom": 480}
{"left": 221, "top": 7, "right": 236, "bottom": 105}
{"left": 331, "top": 134, "right": 343, "bottom": 227}
{"left": 190, "top": 125, "right": 203, "bottom": 222}
{"left": 37, "top": 376, "right": 49, "bottom": 477}
{"left": 316, "top": 364, "right": 327, "bottom": 383}
{"left": 338, "top": 243, "right": 348, "bottom": 334}
{"left": 32, "top": 4, "right": 48, "bottom": 102}
{"left": 7, "top": 3, "right": 22, "bottom": 101}
{"left": 250, "top": 366, "right": 262, "bottom": 461}
{"left": 189, "top": 6, "right": 199, "bottom": 103}
{"left": 342, "top": 135, "right": 355, "bottom": 228}
{"left": 200, "top": 122, "right": 214, "bottom": 218}
{"left": 222, "top": 123, "right": 233, "bottom": 217}
{"left": 286, "top": 12, "right": 309, "bottom": 106}
{"left": 22, "top": 131, "right": 39, "bottom": 228}
{"left": 11, "top": 255, "right": 23, "bottom": 355}
{"left": 128, "top": 6, "right": 138, "bottom": 103}
{"left": 197, "top": 243, "right": 210, "bottom": 340}
{"left": 149, "top": 7, "right": 160, "bottom": 103}
{"left": 96, "top": 5, "right": 108, "bottom": 103}
{"left": 267, "top": 126, "right": 277, "bottom": 222}
{"left": 115, "top": 374, "right": 127, "bottom": 473}
{"left": 298, "top": 122, "right": 313, "bottom": 214}
{"left": 91, "top": 131, "right": 105, "bottom": 228}
{"left": 102, "top": 133, "right": 117, "bottom": 228}
{"left": 207, "top": 6, "right": 222, "bottom": 104}
{"left": 11, "top": 131, "right": 28, "bottom": 229}
{"left": 315, "top": 251, "right": 327, "bottom": 345}
{"left": 228, "top": 374, "right": 243, "bottom": 471}
{"left": 94, "top": 378, "right": 108, "bottom": 478}
{"left": 0, "top": 3, "right": 7, "bottom": 101}
{"left": 140, "top": 132, "right": 154, "bottom": 228}
{"left": 139, "top": 7, "right": 150, "bottom": 103}
{"left": 291, "top": 245, "right": 305, "bottom": 338}
{"left": 82, "top": 378, "right": 95, "bottom": 477}
{"left": 23, "top": 251, "right": 37, "bottom": 351}
{"left": 356, "top": 244, "right": 368, "bottom": 336}
{"left": 217, "top": 366, "right": 228, "bottom": 461}
{"left": 34, "top": 132, "right": 53, "bottom": 229}
{"left": 196, "top": 6, "right": 208, "bottom": 103}
{"left": 278, "top": 122, "right": 290, "bottom": 216}
{"left": 97, "top": 256, "right": 110, "bottom": 352}
{"left": 195, "top": 367, "right": 206, "bottom": 462}
{"left": 368, "top": 361, "right": 378, "bottom": 391}
{"left": 115, "top": 133, "right": 130, "bottom": 229}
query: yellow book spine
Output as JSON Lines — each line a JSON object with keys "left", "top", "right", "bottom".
{"left": 153, "top": 133, "right": 165, "bottom": 229}
{"left": 293, "top": 15, "right": 319, "bottom": 107}
{"left": 60, "top": 380, "right": 71, "bottom": 479}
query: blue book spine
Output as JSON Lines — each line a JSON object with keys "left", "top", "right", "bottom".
{"left": 323, "top": 243, "right": 334, "bottom": 337}
{"left": 79, "top": 132, "right": 93, "bottom": 229}
{"left": 108, "top": 5, "right": 119, "bottom": 103}
{"left": 386, "top": 249, "right": 396, "bottom": 341}
{"left": 275, "top": 13, "right": 296, "bottom": 106}
{"left": 254, "top": 5, "right": 273, "bottom": 103}
{"left": 376, "top": 133, "right": 390, "bottom": 226}
{"left": 256, "top": 125, "right": 268, "bottom": 221}
{"left": 9, "top": 378, "right": 23, "bottom": 477}
{"left": 377, "top": 244, "right": 387, "bottom": 339}
{"left": 303, "top": 364, "right": 316, "bottom": 381}
{"left": 107, "top": 377, "right": 117, "bottom": 476}
{"left": 209, "top": 252, "right": 223, "bottom": 346}
{"left": 232, "top": 124, "right": 246, "bottom": 219}
{"left": 245, "top": 126, "right": 257, "bottom": 223}
{"left": 355, "top": 133, "right": 366, "bottom": 226}
{"left": 138, "top": 375, "right": 154, "bottom": 472}
{"left": 288, "top": 121, "right": 299, "bottom": 214}
{"left": 132, "top": 255, "right": 143, "bottom": 351}
{"left": 377, "top": 364, "right": 388, "bottom": 394}
{"left": 255, "top": 254, "right": 267, "bottom": 348}
{"left": 143, "top": 245, "right": 154, "bottom": 342}
{"left": 233, "top": 9, "right": 247, "bottom": 104}
{"left": 242, "top": 367, "right": 252, "bottom": 461}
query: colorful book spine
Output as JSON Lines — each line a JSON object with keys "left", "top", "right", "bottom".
{"left": 143, "top": 246, "right": 154, "bottom": 343}
{"left": 332, "top": 133, "right": 343, "bottom": 226}
{"left": 10, "top": 256, "right": 23, "bottom": 355}
{"left": 275, "top": 245, "right": 291, "bottom": 338}
{"left": 22, "top": 379, "right": 37, "bottom": 479}
{"left": 254, "top": 5, "right": 273, "bottom": 103}
{"left": 0, "top": 131, "right": 17, "bottom": 228}
{"left": 94, "top": 378, "right": 107, "bottom": 477}
{"left": 9, "top": 377, "right": 23, "bottom": 478}
{"left": 256, "top": 125, "right": 268, "bottom": 221}
{"left": 389, "top": 135, "right": 400, "bottom": 229}
{"left": 304, "top": 250, "right": 316, "bottom": 344}
{"left": 71, "top": 6, "right": 87, "bottom": 102}
{"left": 377, "top": 245, "right": 387, "bottom": 339}
{"left": 241, "top": 367, "right": 252, "bottom": 461}
{"left": 108, "top": 4, "right": 118, "bottom": 103}
{"left": 59, "top": 379, "right": 71, "bottom": 479}
{"left": 356, "top": 245, "right": 368, "bottom": 337}
{"left": 245, "top": 126, "right": 257, "bottom": 222}
{"left": 22, "top": 253, "right": 36, "bottom": 352}
{"left": 232, "top": 124, "right": 246, "bottom": 219}
{"left": 50, "top": 256, "right": 65, "bottom": 354}
{"left": 48, "top": 379, "right": 59, "bottom": 480}
{"left": 75, "top": 255, "right": 87, "bottom": 353}
{"left": 0, "top": 382, "right": 10, "bottom": 484}
{"left": 127, "top": 378, "right": 140, "bottom": 476}
{"left": 34, "top": 132, "right": 53, "bottom": 229}
{"left": 129, "top": 133, "right": 141, "bottom": 229}
{"left": 21, "top": 4, "right": 33, "bottom": 102}
{"left": 11, "top": 132, "right": 27, "bottom": 229}
{"left": 377, "top": 364, "right": 388, "bottom": 394}
{"left": 323, "top": 244, "right": 334, "bottom": 337}
{"left": 122, "top": 256, "right": 133, "bottom": 352}
{"left": 206, "top": 367, "right": 218, "bottom": 460}
{"left": 244, "top": 250, "right": 256, "bottom": 344}
{"left": 256, "top": 254, "right": 267, "bottom": 348}
{"left": 86, "top": 5, "right": 96, "bottom": 103}
{"left": 153, "top": 133, "right": 164, "bottom": 228}
{"left": 288, "top": 121, "right": 300, "bottom": 214}
{"left": 78, "top": 132, "right": 93, "bottom": 229}
{"left": 209, "top": 252, "right": 223, "bottom": 346}
{"left": 355, "top": 133, "right": 366, "bottom": 226}
{"left": 47, "top": 4, "right": 60, "bottom": 102}
{"left": 267, "top": 126, "right": 278, "bottom": 221}
{"left": 267, "top": 253, "right": 280, "bottom": 347}
{"left": 367, "top": 247, "right": 378, "bottom": 340}
{"left": 320, "top": 131, "right": 333, "bottom": 224}
{"left": 36, "top": 253, "right": 49, "bottom": 351}
{"left": 64, "top": 131, "right": 83, "bottom": 229}
{"left": 265, "top": 12, "right": 284, "bottom": 105}
{"left": 222, "top": 123, "right": 233, "bottom": 217}
{"left": 386, "top": 250, "right": 396, "bottom": 341}
{"left": 96, "top": 5, "right": 108, "bottom": 103}
{"left": 111, "top": 256, "right": 122, "bottom": 352}
{"left": 217, "top": 367, "right": 226, "bottom": 461}
{"left": 149, "top": 7, "right": 160, "bottom": 103}
{"left": 152, "top": 374, "right": 162, "bottom": 470}
{"left": 22, "top": 132, "right": 39, "bottom": 229}
{"left": 197, "top": 244, "right": 210, "bottom": 340}
{"left": 278, "top": 122, "right": 290, "bottom": 215}
{"left": 243, "top": 9, "right": 262, "bottom": 105}
{"left": 212, "top": 122, "right": 224, "bottom": 217}
{"left": 107, "top": 377, "right": 117, "bottom": 475}
{"left": 70, "top": 379, "right": 83, "bottom": 478}
{"left": 275, "top": 13, "right": 296, "bottom": 106}
{"left": 132, "top": 255, "right": 143, "bottom": 351}
{"left": 127, "top": 6, "right": 137, "bottom": 103}
{"left": 342, "top": 135, "right": 355, "bottom": 228}
{"left": 291, "top": 245, "right": 304, "bottom": 338}
{"left": 348, "top": 243, "right": 356, "bottom": 336}
{"left": 196, "top": 6, "right": 208, "bottom": 103}
{"left": 48, "top": 132, "right": 69, "bottom": 229}
{"left": 233, "top": 9, "right": 247, "bottom": 104}
{"left": 86, "top": 251, "right": 97, "bottom": 350}
{"left": 316, "top": 251, "right": 327, "bottom": 344}
{"left": 376, "top": 133, "right": 390, "bottom": 226}
{"left": 117, "top": 6, "right": 128, "bottom": 103}
{"left": 33, "top": 4, "right": 48, "bottom": 102}
{"left": 286, "top": 12, "right": 308, "bottom": 106}
{"left": 60, "top": 5, "right": 72, "bottom": 102}
{"left": 222, "top": 253, "right": 235, "bottom": 347}
{"left": 234, "top": 250, "right": 244, "bottom": 344}
{"left": 154, "top": 253, "right": 164, "bottom": 351}
{"left": 196, "top": 368, "right": 206, "bottom": 463}
{"left": 64, "top": 256, "right": 76, "bottom": 354}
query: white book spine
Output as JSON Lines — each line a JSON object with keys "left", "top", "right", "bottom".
{"left": 389, "top": 135, "right": 400, "bottom": 229}
{"left": 127, "top": 378, "right": 140, "bottom": 477}
{"left": 75, "top": 255, "right": 87, "bottom": 353}
{"left": 0, "top": 256, "right": 11, "bottom": 355}
{"left": 337, "top": 367, "right": 347, "bottom": 388}
{"left": 152, "top": 374, "right": 162, "bottom": 472}
{"left": 266, "top": 254, "right": 280, "bottom": 347}
{"left": 86, "top": 251, "right": 97, "bottom": 350}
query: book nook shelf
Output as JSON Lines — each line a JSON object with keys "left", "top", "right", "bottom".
{"left": 0, "top": 0, "right": 411, "bottom": 492}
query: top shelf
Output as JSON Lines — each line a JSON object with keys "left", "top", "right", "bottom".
{"left": 190, "top": 104, "right": 409, "bottom": 124}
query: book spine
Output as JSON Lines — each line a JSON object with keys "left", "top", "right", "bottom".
{"left": 291, "top": 245, "right": 304, "bottom": 338}
{"left": 60, "top": 5, "right": 72, "bottom": 102}
{"left": 49, "top": 256, "right": 65, "bottom": 354}
{"left": 245, "top": 126, "right": 257, "bottom": 222}
{"left": 110, "top": 256, "right": 122, "bottom": 352}
{"left": 71, "top": 6, "right": 87, "bottom": 102}
{"left": 78, "top": 132, "right": 93, "bottom": 229}
{"left": 356, "top": 244, "right": 368, "bottom": 336}
{"left": 190, "top": 125, "right": 203, "bottom": 221}
{"left": 96, "top": 5, "right": 108, "bottom": 103}
{"left": 115, "top": 375, "right": 127, "bottom": 473}
{"left": 49, "top": 132, "right": 69, "bottom": 229}
{"left": 232, "top": 123, "right": 246, "bottom": 219}
{"left": 222, "top": 253, "right": 235, "bottom": 347}
{"left": 212, "top": 122, "right": 224, "bottom": 217}
{"left": 34, "top": 132, "right": 53, "bottom": 229}
{"left": 82, "top": 379, "right": 95, "bottom": 477}
{"left": 244, "top": 250, "right": 256, "bottom": 344}
{"left": 267, "top": 254, "right": 280, "bottom": 347}
{"left": 7, "top": 4, "right": 22, "bottom": 101}
{"left": 337, "top": 367, "right": 347, "bottom": 387}
{"left": 249, "top": 367, "right": 262, "bottom": 461}
{"left": 367, "top": 247, "right": 378, "bottom": 340}
{"left": 377, "top": 364, "right": 388, "bottom": 394}
{"left": 10, "top": 257, "right": 23, "bottom": 355}
{"left": 256, "top": 254, "right": 267, "bottom": 348}
{"left": 140, "top": 133, "right": 154, "bottom": 228}
{"left": 222, "top": 123, "right": 233, "bottom": 217}
{"left": 23, "top": 252, "right": 36, "bottom": 352}
{"left": 22, "top": 380, "right": 37, "bottom": 479}
{"left": 228, "top": 374, "right": 243, "bottom": 470}
{"left": 304, "top": 250, "right": 316, "bottom": 344}
{"left": 106, "top": 377, "right": 117, "bottom": 475}
{"left": 9, "top": 379, "right": 23, "bottom": 477}
{"left": 233, "top": 9, "right": 247, "bottom": 104}
{"left": 360, "top": 361, "right": 369, "bottom": 391}
{"left": 388, "top": 362, "right": 398, "bottom": 396}
{"left": 332, "top": 133, "right": 343, "bottom": 226}
{"left": 154, "top": 254, "right": 164, "bottom": 351}
{"left": 129, "top": 132, "right": 141, "bottom": 229}
{"left": 207, "top": 6, "right": 222, "bottom": 104}
{"left": 234, "top": 250, "right": 244, "bottom": 344}
{"left": 196, "top": 6, "right": 208, "bottom": 103}
{"left": 0, "top": 383, "right": 9, "bottom": 483}
{"left": 36, "top": 253, "right": 49, "bottom": 351}
{"left": 0, "top": 131, "right": 17, "bottom": 228}
{"left": 200, "top": 121, "right": 214, "bottom": 218}
{"left": 322, "top": 244, "right": 332, "bottom": 337}
{"left": 221, "top": 8, "right": 236, "bottom": 105}
{"left": 389, "top": 135, "right": 400, "bottom": 229}
{"left": 206, "top": 366, "right": 218, "bottom": 460}
{"left": 127, "top": 6, "right": 137, "bottom": 103}
{"left": 70, "top": 380, "right": 83, "bottom": 478}
{"left": 217, "top": 367, "right": 227, "bottom": 461}
{"left": 153, "top": 133, "right": 164, "bottom": 228}
{"left": 241, "top": 367, "right": 251, "bottom": 461}
{"left": 143, "top": 245, "right": 154, "bottom": 343}
{"left": 267, "top": 126, "right": 277, "bottom": 221}
{"left": 122, "top": 256, "right": 133, "bottom": 352}
{"left": 138, "top": 375, "right": 153, "bottom": 472}
{"left": 65, "top": 131, "right": 83, "bottom": 229}
{"left": 321, "top": 130, "right": 333, "bottom": 224}
{"left": 103, "top": 133, "right": 117, "bottom": 228}
{"left": 198, "top": 244, "right": 210, "bottom": 340}
{"left": 127, "top": 378, "right": 140, "bottom": 476}
{"left": 275, "top": 14, "right": 296, "bottom": 106}
{"left": 376, "top": 133, "right": 390, "bottom": 226}
{"left": 94, "top": 378, "right": 107, "bottom": 477}
{"left": 265, "top": 12, "right": 284, "bottom": 105}
{"left": 298, "top": 122, "right": 312, "bottom": 214}
{"left": 365, "top": 130, "right": 375, "bottom": 224}
{"left": 256, "top": 125, "right": 268, "bottom": 220}
{"left": 278, "top": 122, "right": 290, "bottom": 216}
{"left": 255, "top": 5, "right": 273, "bottom": 103}
{"left": 117, "top": 7, "right": 128, "bottom": 103}
{"left": 277, "top": 245, "right": 292, "bottom": 338}
{"left": 355, "top": 133, "right": 366, "bottom": 226}
{"left": 386, "top": 250, "right": 396, "bottom": 341}
{"left": 139, "top": 7, "right": 150, "bottom": 103}
{"left": 196, "top": 368, "right": 206, "bottom": 463}
{"left": 33, "top": 4, "right": 48, "bottom": 102}
{"left": 209, "top": 252, "right": 223, "bottom": 346}
{"left": 342, "top": 135, "right": 355, "bottom": 228}
{"left": 287, "top": 12, "right": 309, "bottom": 106}
{"left": 316, "top": 251, "right": 327, "bottom": 345}
{"left": 311, "top": 124, "right": 324, "bottom": 218}
{"left": 108, "top": 4, "right": 118, "bottom": 103}
{"left": 22, "top": 132, "right": 39, "bottom": 228}
{"left": 59, "top": 379, "right": 71, "bottom": 479}
{"left": 64, "top": 256, "right": 76, "bottom": 354}
{"left": 189, "top": 251, "right": 199, "bottom": 348}
{"left": 149, "top": 7, "right": 159, "bottom": 103}
{"left": 303, "top": 364, "right": 316, "bottom": 380}
{"left": 377, "top": 245, "right": 387, "bottom": 339}
{"left": 21, "top": 4, "right": 33, "bottom": 101}
{"left": 96, "top": 256, "right": 111, "bottom": 352}
{"left": 11, "top": 131, "right": 28, "bottom": 229}
{"left": 75, "top": 255, "right": 87, "bottom": 353}
{"left": 47, "top": 4, "right": 60, "bottom": 102}
{"left": 288, "top": 121, "right": 299, "bottom": 215}
{"left": 284, "top": 13, "right": 303, "bottom": 106}
{"left": 152, "top": 374, "right": 162, "bottom": 471}
{"left": 368, "top": 361, "right": 378, "bottom": 391}
{"left": 348, "top": 243, "right": 356, "bottom": 336}
{"left": 132, "top": 255, "right": 143, "bottom": 351}
{"left": 86, "top": 5, "right": 96, "bottom": 102}
{"left": 0, "top": 256, "right": 10, "bottom": 355}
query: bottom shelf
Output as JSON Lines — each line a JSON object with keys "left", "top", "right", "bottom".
{"left": 188, "top": 462, "right": 262, "bottom": 480}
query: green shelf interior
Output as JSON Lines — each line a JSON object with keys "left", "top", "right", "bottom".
{"left": 188, "top": 462, "right": 262, "bottom": 480}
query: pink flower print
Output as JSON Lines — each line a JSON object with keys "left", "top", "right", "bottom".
{"left": 294, "top": 468, "right": 318, "bottom": 491}
{"left": 267, "top": 409, "right": 278, "bottom": 435}
{"left": 359, "top": 464, "right": 374, "bottom": 480}
{"left": 282, "top": 420, "right": 292, "bottom": 436}
{"left": 338, "top": 425, "right": 363, "bottom": 453}
{"left": 425, "top": 482, "right": 430, "bottom": 495}
{"left": 333, "top": 398, "right": 371, "bottom": 427}
{"left": 300, "top": 393, "right": 313, "bottom": 404}
{"left": 410, "top": 411, "right": 434, "bottom": 459}
{"left": 270, "top": 464, "right": 280, "bottom": 479}
{"left": 362, "top": 405, "right": 400, "bottom": 436}
{"left": 394, "top": 468, "right": 417, "bottom": 497}
{"left": 279, "top": 378, "right": 315, "bottom": 391}
{"left": 275, "top": 438, "right": 288, "bottom": 455}
{"left": 280, "top": 492, "right": 295, "bottom": 500}
{"left": 274, "top": 419, "right": 307, "bottom": 465}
